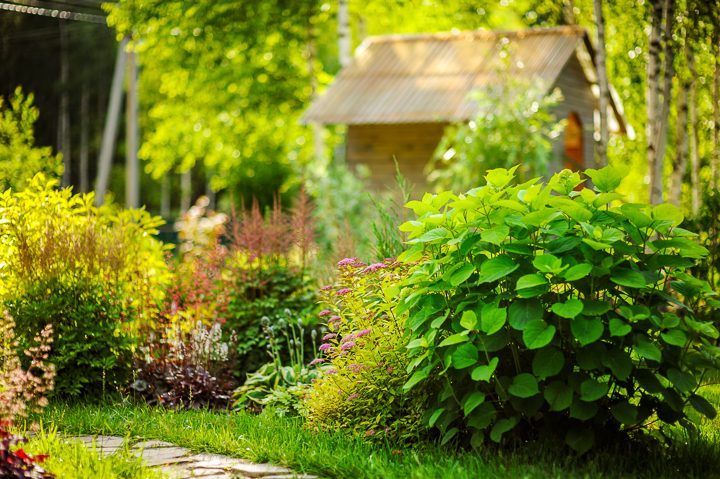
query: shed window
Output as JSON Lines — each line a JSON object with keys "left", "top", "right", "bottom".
{"left": 564, "top": 112, "right": 584, "bottom": 171}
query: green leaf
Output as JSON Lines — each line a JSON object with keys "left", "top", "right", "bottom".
{"left": 452, "top": 343, "right": 479, "bottom": 369}
{"left": 481, "top": 225, "right": 510, "bottom": 245}
{"left": 548, "top": 197, "right": 593, "bottom": 222}
{"left": 620, "top": 204, "right": 653, "bottom": 228}
{"left": 449, "top": 263, "right": 475, "bottom": 286}
{"left": 570, "top": 398, "right": 598, "bottom": 420}
{"left": 532, "top": 254, "right": 565, "bottom": 274}
{"left": 467, "top": 402, "right": 497, "bottom": 430}
{"left": 485, "top": 167, "right": 517, "bottom": 189}
{"left": 652, "top": 203, "right": 684, "bottom": 226}
{"left": 508, "top": 373, "right": 539, "bottom": 398}
{"left": 636, "top": 369, "right": 665, "bottom": 394}
{"left": 571, "top": 317, "right": 604, "bottom": 346}
{"left": 562, "top": 263, "right": 593, "bottom": 281}
{"left": 610, "top": 401, "right": 639, "bottom": 425}
{"left": 601, "top": 349, "right": 633, "bottom": 380}
{"left": 490, "top": 417, "right": 518, "bottom": 443}
{"left": 463, "top": 391, "right": 486, "bottom": 416}
{"left": 609, "top": 318, "right": 632, "bottom": 337}
{"left": 667, "top": 368, "right": 696, "bottom": 394}
{"left": 439, "top": 332, "right": 469, "bottom": 347}
{"left": 440, "top": 427, "right": 459, "bottom": 446}
{"left": 460, "top": 310, "right": 478, "bottom": 330}
{"left": 522, "top": 208, "right": 559, "bottom": 227}
{"left": 582, "top": 300, "right": 612, "bottom": 316}
{"left": 471, "top": 357, "right": 499, "bottom": 382}
{"left": 552, "top": 298, "right": 584, "bottom": 319}
{"left": 477, "top": 256, "right": 519, "bottom": 284}
{"left": 403, "top": 366, "right": 430, "bottom": 391}
{"left": 634, "top": 335, "right": 661, "bottom": 362}
{"left": 586, "top": 166, "right": 623, "bottom": 192}
{"left": 583, "top": 238, "right": 613, "bottom": 250}
{"left": 428, "top": 408, "right": 445, "bottom": 427}
{"left": 481, "top": 302, "right": 507, "bottom": 335}
{"left": 532, "top": 347, "right": 565, "bottom": 379}
{"left": 565, "top": 428, "right": 595, "bottom": 454}
{"left": 610, "top": 268, "right": 647, "bottom": 289}
{"left": 523, "top": 320, "right": 556, "bottom": 349}
{"left": 544, "top": 380, "right": 573, "bottom": 411}
{"left": 410, "top": 227, "right": 449, "bottom": 243}
{"left": 508, "top": 299, "right": 543, "bottom": 330}
{"left": 689, "top": 394, "right": 717, "bottom": 419}
{"left": 580, "top": 378, "right": 609, "bottom": 402}
{"left": 516, "top": 273, "right": 549, "bottom": 298}
{"left": 661, "top": 329, "right": 688, "bottom": 347}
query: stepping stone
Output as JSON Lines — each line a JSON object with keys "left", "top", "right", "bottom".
{"left": 133, "top": 440, "right": 176, "bottom": 449}
{"left": 134, "top": 446, "right": 193, "bottom": 467}
{"left": 72, "top": 435, "right": 126, "bottom": 456}
{"left": 161, "top": 464, "right": 233, "bottom": 479}
{"left": 229, "top": 463, "right": 294, "bottom": 478}
{"left": 190, "top": 453, "right": 252, "bottom": 469}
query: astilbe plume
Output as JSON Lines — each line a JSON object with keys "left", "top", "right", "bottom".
{"left": 0, "top": 313, "right": 55, "bottom": 478}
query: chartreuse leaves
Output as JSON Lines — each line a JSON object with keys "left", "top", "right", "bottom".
{"left": 398, "top": 166, "right": 719, "bottom": 453}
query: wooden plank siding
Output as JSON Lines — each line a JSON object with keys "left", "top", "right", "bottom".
{"left": 346, "top": 123, "right": 447, "bottom": 191}
{"left": 550, "top": 53, "right": 598, "bottom": 170}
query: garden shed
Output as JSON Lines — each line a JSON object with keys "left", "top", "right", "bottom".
{"left": 303, "top": 26, "right": 631, "bottom": 191}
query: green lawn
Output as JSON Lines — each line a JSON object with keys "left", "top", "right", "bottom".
{"left": 37, "top": 397, "right": 720, "bottom": 479}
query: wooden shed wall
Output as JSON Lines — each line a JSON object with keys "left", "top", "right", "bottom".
{"left": 550, "top": 53, "right": 597, "bottom": 170}
{"left": 346, "top": 123, "right": 447, "bottom": 191}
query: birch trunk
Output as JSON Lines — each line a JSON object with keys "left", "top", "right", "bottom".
{"left": 58, "top": 20, "right": 71, "bottom": 187}
{"left": 80, "top": 85, "right": 89, "bottom": 193}
{"left": 713, "top": 30, "right": 720, "bottom": 190}
{"left": 338, "top": 0, "right": 351, "bottom": 68}
{"left": 669, "top": 44, "right": 690, "bottom": 206}
{"left": 689, "top": 48, "right": 700, "bottom": 214}
{"left": 647, "top": 0, "right": 663, "bottom": 203}
{"left": 593, "top": 0, "right": 609, "bottom": 167}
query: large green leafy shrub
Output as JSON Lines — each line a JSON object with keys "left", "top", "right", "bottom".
{"left": 305, "top": 258, "right": 432, "bottom": 442}
{"left": 399, "top": 166, "right": 720, "bottom": 452}
{"left": 0, "top": 175, "right": 171, "bottom": 398}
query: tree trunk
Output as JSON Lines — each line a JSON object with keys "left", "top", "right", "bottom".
{"left": 80, "top": 84, "right": 89, "bottom": 193}
{"left": 125, "top": 49, "right": 139, "bottom": 209}
{"left": 58, "top": 20, "right": 71, "bottom": 187}
{"left": 647, "top": 0, "right": 663, "bottom": 203}
{"left": 669, "top": 44, "right": 690, "bottom": 206}
{"left": 338, "top": 0, "right": 351, "bottom": 68}
{"left": 713, "top": 29, "right": 720, "bottom": 190}
{"left": 563, "top": 0, "right": 577, "bottom": 25}
{"left": 180, "top": 169, "right": 192, "bottom": 214}
{"left": 161, "top": 176, "right": 170, "bottom": 218}
{"left": 307, "top": 28, "right": 325, "bottom": 164}
{"left": 655, "top": 0, "right": 675, "bottom": 170}
{"left": 593, "top": 0, "right": 609, "bottom": 167}
{"left": 689, "top": 47, "right": 700, "bottom": 214}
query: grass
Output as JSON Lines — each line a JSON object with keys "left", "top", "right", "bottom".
{"left": 37, "top": 399, "right": 720, "bottom": 479}
{"left": 18, "top": 425, "right": 162, "bottom": 479}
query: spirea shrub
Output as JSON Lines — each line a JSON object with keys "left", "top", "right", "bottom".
{"left": 399, "top": 166, "right": 720, "bottom": 452}
{"left": 305, "top": 258, "right": 432, "bottom": 442}
{"left": 0, "top": 175, "right": 171, "bottom": 397}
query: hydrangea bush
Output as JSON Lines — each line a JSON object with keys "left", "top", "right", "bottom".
{"left": 305, "top": 258, "right": 432, "bottom": 442}
{"left": 399, "top": 166, "right": 720, "bottom": 452}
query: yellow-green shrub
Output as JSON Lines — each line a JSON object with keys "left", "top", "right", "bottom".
{"left": 0, "top": 174, "right": 171, "bottom": 397}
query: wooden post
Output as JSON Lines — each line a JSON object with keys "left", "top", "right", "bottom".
{"left": 95, "top": 37, "right": 128, "bottom": 206}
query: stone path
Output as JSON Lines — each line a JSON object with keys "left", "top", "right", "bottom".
{"left": 72, "top": 435, "right": 318, "bottom": 479}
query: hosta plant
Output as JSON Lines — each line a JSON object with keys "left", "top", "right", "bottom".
{"left": 399, "top": 166, "right": 720, "bottom": 453}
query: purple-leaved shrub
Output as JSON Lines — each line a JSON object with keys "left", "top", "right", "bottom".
{"left": 305, "top": 258, "right": 432, "bottom": 442}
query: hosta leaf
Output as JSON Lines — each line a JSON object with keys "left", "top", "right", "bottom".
{"left": 477, "top": 256, "right": 519, "bottom": 284}
{"left": 463, "top": 391, "right": 486, "bottom": 416}
{"left": 452, "top": 343, "right": 479, "bottom": 369}
{"left": 580, "top": 378, "right": 609, "bottom": 402}
{"left": 610, "top": 269, "right": 647, "bottom": 289}
{"left": 516, "top": 274, "right": 549, "bottom": 298}
{"left": 523, "top": 320, "right": 556, "bottom": 349}
{"left": 481, "top": 302, "right": 507, "bottom": 335}
{"left": 460, "top": 310, "right": 478, "bottom": 330}
{"left": 571, "top": 317, "right": 604, "bottom": 346}
{"left": 490, "top": 417, "right": 519, "bottom": 443}
{"left": 544, "top": 380, "right": 573, "bottom": 411}
{"left": 566, "top": 428, "right": 595, "bottom": 454}
{"left": 471, "top": 357, "right": 499, "bottom": 383}
{"left": 508, "top": 373, "right": 539, "bottom": 398}
{"left": 634, "top": 335, "right": 661, "bottom": 362}
{"left": 552, "top": 298, "right": 584, "bottom": 319}
{"left": 508, "top": 299, "right": 543, "bottom": 330}
{"left": 562, "top": 263, "right": 593, "bottom": 281}
{"left": 609, "top": 318, "right": 632, "bottom": 337}
{"left": 532, "top": 347, "right": 565, "bottom": 379}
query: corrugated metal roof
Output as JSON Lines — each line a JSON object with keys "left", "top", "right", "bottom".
{"left": 303, "top": 26, "right": 590, "bottom": 125}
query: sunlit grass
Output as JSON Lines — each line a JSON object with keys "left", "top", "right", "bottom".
{"left": 37, "top": 400, "right": 720, "bottom": 479}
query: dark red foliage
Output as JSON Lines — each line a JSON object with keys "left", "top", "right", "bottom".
{"left": 0, "top": 421, "right": 53, "bottom": 479}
